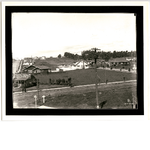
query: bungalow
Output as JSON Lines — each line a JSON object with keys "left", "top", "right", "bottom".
{"left": 109, "top": 58, "right": 130, "bottom": 66}
{"left": 34, "top": 65, "right": 51, "bottom": 74}
{"left": 23, "top": 65, "right": 36, "bottom": 74}
{"left": 22, "top": 65, "right": 51, "bottom": 74}
{"left": 13, "top": 73, "right": 37, "bottom": 88}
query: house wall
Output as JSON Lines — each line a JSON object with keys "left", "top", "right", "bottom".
{"left": 33, "top": 69, "right": 41, "bottom": 74}
{"left": 14, "top": 75, "right": 37, "bottom": 87}
{"left": 40, "top": 69, "right": 49, "bottom": 74}
{"left": 24, "top": 66, "right": 36, "bottom": 73}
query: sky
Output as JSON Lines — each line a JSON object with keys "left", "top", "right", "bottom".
{"left": 12, "top": 13, "right": 136, "bottom": 59}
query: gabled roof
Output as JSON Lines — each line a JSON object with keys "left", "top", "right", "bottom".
{"left": 23, "top": 65, "right": 56, "bottom": 71}
{"left": 14, "top": 73, "right": 32, "bottom": 80}
{"left": 74, "top": 60, "right": 90, "bottom": 66}
{"left": 23, "top": 65, "right": 36, "bottom": 70}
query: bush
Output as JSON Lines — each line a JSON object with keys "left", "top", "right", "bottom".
{"left": 51, "top": 79, "right": 54, "bottom": 84}
{"left": 65, "top": 80, "right": 68, "bottom": 85}
{"left": 68, "top": 78, "right": 72, "bottom": 84}
{"left": 61, "top": 79, "right": 65, "bottom": 85}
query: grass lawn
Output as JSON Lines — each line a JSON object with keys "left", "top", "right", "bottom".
{"left": 13, "top": 68, "right": 136, "bottom": 92}
{"left": 13, "top": 82, "right": 136, "bottom": 109}
{"left": 43, "top": 83, "right": 136, "bottom": 109}
{"left": 34, "top": 68, "right": 136, "bottom": 85}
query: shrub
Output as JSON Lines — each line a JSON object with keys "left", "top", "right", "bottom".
{"left": 61, "top": 79, "right": 65, "bottom": 85}
{"left": 68, "top": 78, "right": 72, "bottom": 84}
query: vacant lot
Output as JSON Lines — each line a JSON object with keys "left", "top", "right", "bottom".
{"left": 13, "top": 68, "right": 136, "bottom": 92}
{"left": 44, "top": 83, "right": 136, "bottom": 109}
{"left": 13, "top": 82, "right": 136, "bottom": 109}
{"left": 34, "top": 68, "right": 136, "bottom": 85}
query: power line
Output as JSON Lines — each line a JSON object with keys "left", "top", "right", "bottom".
{"left": 92, "top": 47, "right": 101, "bottom": 109}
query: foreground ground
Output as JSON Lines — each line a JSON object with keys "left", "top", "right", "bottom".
{"left": 13, "top": 81, "right": 136, "bottom": 109}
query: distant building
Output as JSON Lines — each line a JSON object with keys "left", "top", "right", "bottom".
{"left": 33, "top": 56, "right": 38, "bottom": 59}
{"left": 13, "top": 73, "right": 37, "bottom": 88}
{"left": 108, "top": 57, "right": 137, "bottom": 70}
{"left": 109, "top": 58, "right": 130, "bottom": 66}
{"left": 40, "top": 56, "right": 46, "bottom": 60}
{"left": 56, "top": 60, "right": 90, "bottom": 71}
{"left": 23, "top": 57, "right": 33, "bottom": 66}
{"left": 73, "top": 60, "right": 90, "bottom": 69}
{"left": 22, "top": 65, "right": 51, "bottom": 74}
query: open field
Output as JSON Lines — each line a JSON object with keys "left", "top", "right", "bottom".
{"left": 34, "top": 68, "right": 136, "bottom": 85}
{"left": 13, "top": 81, "right": 136, "bottom": 109}
{"left": 44, "top": 83, "right": 136, "bottom": 109}
{"left": 13, "top": 68, "right": 136, "bottom": 92}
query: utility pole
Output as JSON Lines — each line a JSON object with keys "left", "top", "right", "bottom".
{"left": 37, "top": 79, "right": 40, "bottom": 102}
{"left": 93, "top": 47, "right": 101, "bottom": 109}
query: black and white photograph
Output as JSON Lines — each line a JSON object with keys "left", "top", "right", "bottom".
{"left": 5, "top": 6, "right": 143, "bottom": 115}
{"left": 1, "top": 2, "right": 149, "bottom": 150}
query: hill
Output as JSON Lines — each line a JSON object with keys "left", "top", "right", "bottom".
{"left": 34, "top": 57, "right": 76, "bottom": 67}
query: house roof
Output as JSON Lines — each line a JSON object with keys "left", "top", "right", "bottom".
{"left": 23, "top": 65, "right": 56, "bottom": 71}
{"left": 14, "top": 73, "right": 32, "bottom": 80}
{"left": 23, "top": 65, "right": 36, "bottom": 71}
{"left": 35, "top": 65, "right": 50, "bottom": 70}
{"left": 74, "top": 60, "right": 90, "bottom": 66}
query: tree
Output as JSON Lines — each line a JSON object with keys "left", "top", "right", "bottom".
{"left": 58, "top": 54, "right": 62, "bottom": 58}
{"left": 113, "top": 51, "right": 117, "bottom": 58}
{"left": 82, "top": 50, "right": 98, "bottom": 60}
{"left": 64, "top": 52, "right": 80, "bottom": 60}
